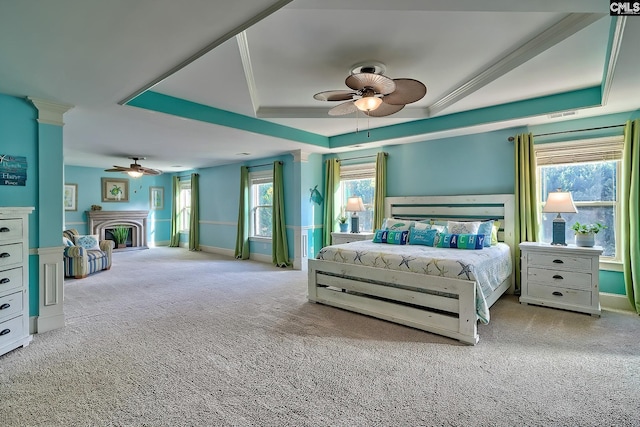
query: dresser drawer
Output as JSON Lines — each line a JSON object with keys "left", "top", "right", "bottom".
{"left": 0, "top": 315, "right": 24, "bottom": 348}
{"left": 0, "top": 219, "right": 24, "bottom": 243}
{"left": 527, "top": 283, "right": 592, "bottom": 307}
{"left": 527, "top": 267, "right": 592, "bottom": 291}
{"left": 0, "top": 267, "right": 23, "bottom": 294}
{"left": 527, "top": 252, "right": 592, "bottom": 271}
{"left": 0, "top": 291, "right": 23, "bottom": 321}
{"left": 0, "top": 243, "right": 23, "bottom": 269}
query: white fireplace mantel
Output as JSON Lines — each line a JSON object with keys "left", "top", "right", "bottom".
{"left": 86, "top": 210, "right": 149, "bottom": 249}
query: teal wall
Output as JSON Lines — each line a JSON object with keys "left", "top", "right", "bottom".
{"left": 197, "top": 154, "right": 295, "bottom": 259}
{"left": 63, "top": 165, "right": 172, "bottom": 244}
{"left": 0, "top": 93, "right": 62, "bottom": 316}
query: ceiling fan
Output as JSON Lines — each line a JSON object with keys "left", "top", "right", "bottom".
{"left": 104, "top": 157, "right": 162, "bottom": 178}
{"left": 313, "top": 62, "right": 427, "bottom": 117}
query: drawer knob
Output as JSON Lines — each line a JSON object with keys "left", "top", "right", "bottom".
{"left": 552, "top": 259, "right": 564, "bottom": 264}
{"left": 552, "top": 291, "right": 564, "bottom": 297}
{"left": 552, "top": 274, "right": 564, "bottom": 280}
{"left": 0, "top": 328, "right": 10, "bottom": 336}
{"left": 0, "top": 303, "right": 9, "bottom": 310}
{"left": 0, "top": 227, "right": 9, "bottom": 233}
{"left": 0, "top": 253, "right": 10, "bottom": 258}
{"left": 0, "top": 278, "right": 9, "bottom": 284}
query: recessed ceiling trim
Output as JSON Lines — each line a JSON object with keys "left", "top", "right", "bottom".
{"left": 127, "top": 91, "right": 330, "bottom": 148}
{"left": 601, "top": 16, "right": 626, "bottom": 106}
{"left": 118, "top": 0, "right": 294, "bottom": 105}
{"left": 236, "top": 31, "right": 260, "bottom": 116}
{"left": 329, "top": 86, "right": 602, "bottom": 149}
{"left": 427, "top": 13, "right": 605, "bottom": 117}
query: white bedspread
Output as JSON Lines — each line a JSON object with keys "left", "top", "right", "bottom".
{"left": 316, "top": 241, "right": 513, "bottom": 323}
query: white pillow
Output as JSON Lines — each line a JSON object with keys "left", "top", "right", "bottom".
{"left": 74, "top": 234, "right": 101, "bottom": 251}
{"left": 382, "top": 218, "right": 415, "bottom": 231}
{"left": 414, "top": 222, "right": 446, "bottom": 233}
{"left": 63, "top": 237, "right": 74, "bottom": 247}
{"left": 447, "top": 220, "right": 481, "bottom": 235}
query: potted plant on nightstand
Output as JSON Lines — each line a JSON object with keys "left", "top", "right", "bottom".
{"left": 571, "top": 222, "right": 605, "bottom": 247}
{"left": 112, "top": 225, "right": 129, "bottom": 249}
{"left": 337, "top": 209, "right": 349, "bottom": 232}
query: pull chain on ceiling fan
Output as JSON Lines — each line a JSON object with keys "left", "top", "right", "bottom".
{"left": 313, "top": 62, "right": 427, "bottom": 118}
{"left": 104, "top": 157, "right": 162, "bottom": 178}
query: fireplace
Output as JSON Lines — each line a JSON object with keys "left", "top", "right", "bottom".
{"left": 86, "top": 210, "right": 149, "bottom": 250}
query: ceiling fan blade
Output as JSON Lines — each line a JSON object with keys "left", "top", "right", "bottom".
{"left": 313, "top": 90, "right": 356, "bottom": 102}
{"left": 383, "top": 79, "right": 427, "bottom": 105}
{"left": 364, "top": 102, "right": 405, "bottom": 117}
{"left": 104, "top": 166, "right": 129, "bottom": 172}
{"left": 328, "top": 101, "right": 358, "bottom": 116}
{"left": 138, "top": 166, "right": 162, "bottom": 176}
{"left": 345, "top": 73, "right": 396, "bottom": 95}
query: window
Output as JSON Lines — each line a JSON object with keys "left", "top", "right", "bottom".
{"left": 536, "top": 136, "right": 623, "bottom": 262}
{"left": 250, "top": 170, "right": 273, "bottom": 239}
{"left": 178, "top": 180, "right": 191, "bottom": 231}
{"left": 338, "top": 163, "right": 376, "bottom": 232}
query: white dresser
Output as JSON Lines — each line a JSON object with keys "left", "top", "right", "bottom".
{"left": 331, "top": 232, "right": 375, "bottom": 245}
{"left": 0, "top": 207, "right": 34, "bottom": 357}
{"left": 519, "top": 242, "right": 603, "bottom": 317}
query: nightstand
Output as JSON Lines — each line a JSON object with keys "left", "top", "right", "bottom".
{"left": 331, "top": 232, "right": 375, "bottom": 245}
{"left": 519, "top": 242, "right": 603, "bottom": 316}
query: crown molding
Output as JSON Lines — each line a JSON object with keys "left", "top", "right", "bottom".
{"left": 27, "top": 97, "right": 73, "bottom": 126}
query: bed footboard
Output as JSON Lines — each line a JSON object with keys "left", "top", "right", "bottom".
{"left": 308, "top": 258, "right": 479, "bottom": 345}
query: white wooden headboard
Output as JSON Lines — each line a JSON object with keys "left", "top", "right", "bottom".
{"left": 384, "top": 194, "right": 516, "bottom": 263}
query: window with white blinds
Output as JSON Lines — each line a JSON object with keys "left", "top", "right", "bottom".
{"left": 535, "top": 135, "right": 623, "bottom": 262}
{"left": 339, "top": 162, "right": 376, "bottom": 179}
{"left": 535, "top": 136, "right": 623, "bottom": 165}
{"left": 338, "top": 162, "right": 376, "bottom": 232}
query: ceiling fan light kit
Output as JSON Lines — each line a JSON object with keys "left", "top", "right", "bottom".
{"left": 313, "top": 62, "right": 426, "bottom": 117}
{"left": 104, "top": 157, "right": 162, "bottom": 177}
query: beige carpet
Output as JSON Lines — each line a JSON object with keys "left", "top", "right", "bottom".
{"left": 1, "top": 247, "right": 639, "bottom": 426}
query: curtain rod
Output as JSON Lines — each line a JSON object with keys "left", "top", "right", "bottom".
{"left": 507, "top": 124, "right": 625, "bottom": 141}
{"left": 338, "top": 152, "right": 388, "bottom": 162}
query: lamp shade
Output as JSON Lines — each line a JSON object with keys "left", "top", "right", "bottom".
{"left": 542, "top": 190, "right": 577, "bottom": 214}
{"left": 127, "top": 170, "right": 144, "bottom": 178}
{"left": 346, "top": 196, "right": 365, "bottom": 212}
{"left": 354, "top": 96, "right": 383, "bottom": 112}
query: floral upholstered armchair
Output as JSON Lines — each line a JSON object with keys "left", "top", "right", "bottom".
{"left": 62, "top": 229, "right": 114, "bottom": 279}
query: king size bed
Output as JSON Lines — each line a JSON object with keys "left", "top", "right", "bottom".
{"left": 307, "top": 194, "right": 516, "bottom": 345}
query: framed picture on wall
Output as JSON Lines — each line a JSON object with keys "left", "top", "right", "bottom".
{"left": 64, "top": 183, "right": 77, "bottom": 211}
{"left": 101, "top": 178, "right": 129, "bottom": 202}
{"left": 150, "top": 186, "right": 164, "bottom": 210}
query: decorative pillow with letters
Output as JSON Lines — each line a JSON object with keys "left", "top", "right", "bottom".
{"left": 408, "top": 228, "right": 438, "bottom": 246}
{"left": 386, "top": 230, "right": 409, "bottom": 245}
{"left": 435, "top": 233, "right": 484, "bottom": 250}
{"left": 372, "top": 229, "right": 388, "bottom": 243}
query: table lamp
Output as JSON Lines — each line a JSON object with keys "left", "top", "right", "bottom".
{"left": 346, "top": 196, "right": 365, "bottom": 233}
{"left": 542, "top": 189, "right": 577, "bottom": 245}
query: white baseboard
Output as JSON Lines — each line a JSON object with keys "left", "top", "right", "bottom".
{"left": 600, "top": 292, "right": 634, "bottom": 312}
{"left": 199, "top": 245, "right": 235, "bottom": 258}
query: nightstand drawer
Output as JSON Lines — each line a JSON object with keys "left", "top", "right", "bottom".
{"left": 527, "top": 252, "right": 592, "bottom": 271}
{"left": 0, "top": 267, "right": 23, "bottom": 294}
{"left": 0, "top": 243, "right": 23, "bottom": 269}
{"left": 527, "top": 283, "right": 592, "bottom": 307}
{"left": 0, "top": 219, "right": 23, "bottom": 243}
{"left": 0, "top": 291, "right": 23, "bottom": 321}
{"left": 0, "top": 315, "right": 25, "bottom": 348}
{"left": 527, "top": 268, "right": 592, "bottom": 290}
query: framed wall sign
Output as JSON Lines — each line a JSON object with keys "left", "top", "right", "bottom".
{"left": 0, "top": 154, "right": 27, "bottom": 186}
{"left": 150, "top": 186, "right": 164, "bottom": 210}
{"left": 64, "top": 183, "right": 78, "bottom": 211}
{"left": 101, "top": 178, "right": 129, "bottom": 202}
